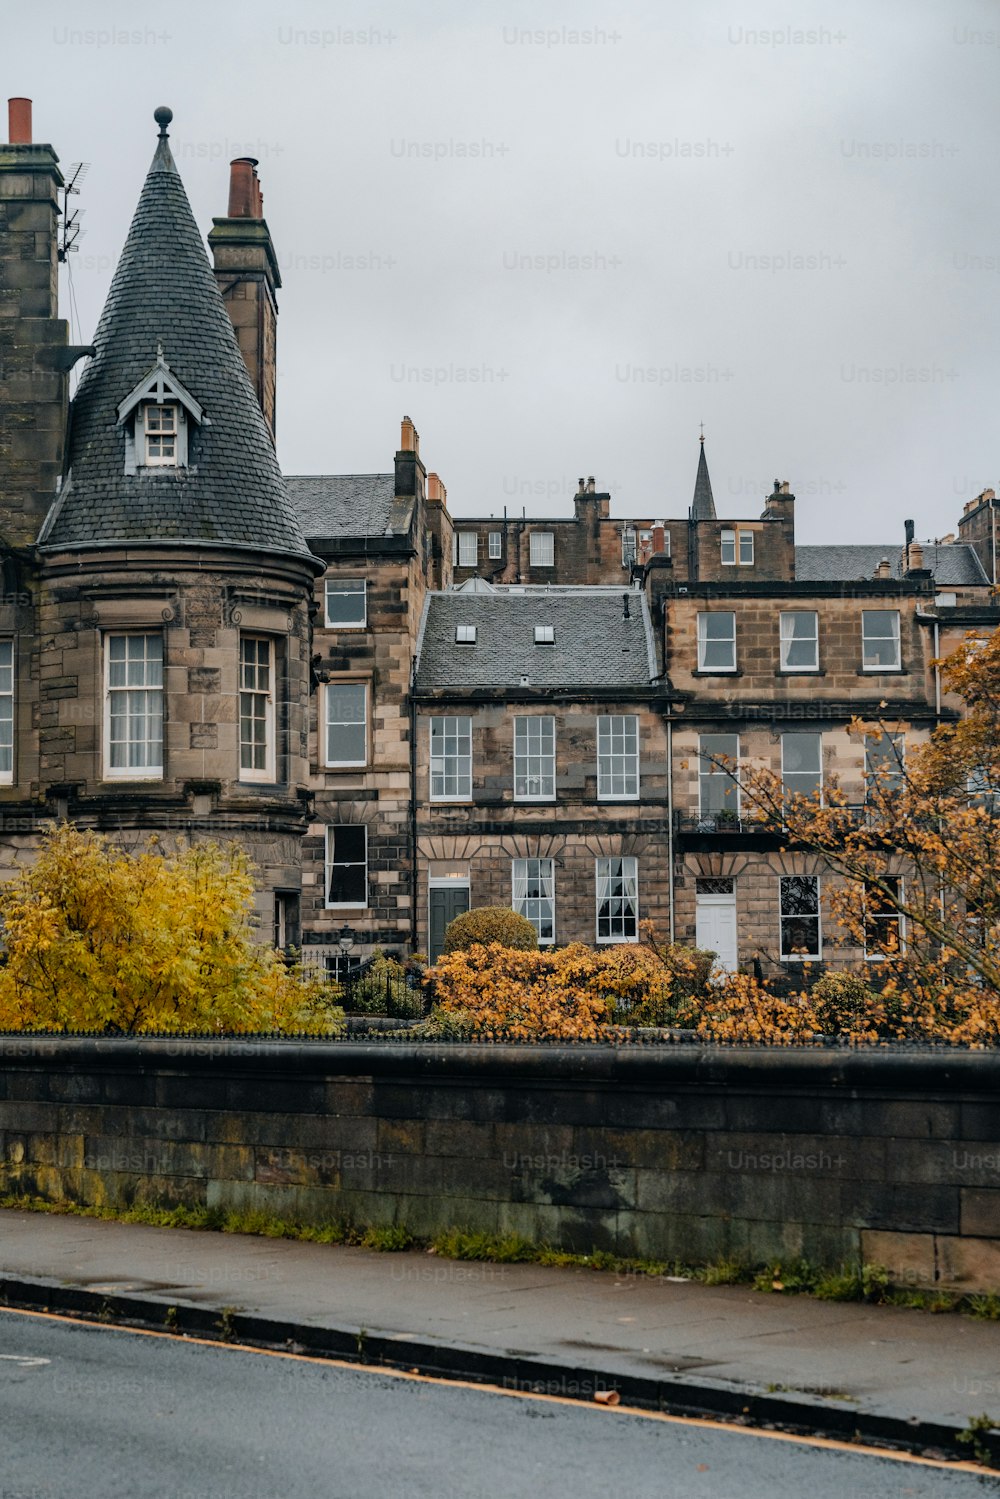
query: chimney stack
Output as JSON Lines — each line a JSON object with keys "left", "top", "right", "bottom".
{"left": 0, "top": 97, "right": 77, "bottom": 545}
{"left": 209, "top": 158, "right": 280, "bottom": 442}
{"left": 7, "top": 97, "right": 31, "bottom": 144}
{"left": 875, "top": 558, "right": 892, "bottom": 580}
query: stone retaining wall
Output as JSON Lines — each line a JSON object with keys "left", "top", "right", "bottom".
{"left": 1, "top": 1039, "right": 997, "bottom": 1290}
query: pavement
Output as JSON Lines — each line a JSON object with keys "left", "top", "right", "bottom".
{"left": 1, "top": 1207, "right": 999, "bottom": 1463}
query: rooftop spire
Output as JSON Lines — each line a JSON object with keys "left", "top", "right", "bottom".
{"left": 40, "top": 107, "right": 319, "bottom": 569}
{"left": 690, "top": 432, "right": 716, "bottom": 521}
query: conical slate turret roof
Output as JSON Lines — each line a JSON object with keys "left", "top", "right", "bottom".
{"left": 690, "top": 436, "right": 716, "bottom": 521}
{"left": 40, "top": 110, "right": 320, "bottom": 568}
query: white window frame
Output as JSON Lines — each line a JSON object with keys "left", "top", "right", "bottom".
{"left": 698, "top": 733, "right": 741, "bottom": 817}
{"left": 514, "top": 715, "right": 556, "bottom": 802}
{"left": 534, "top": 625, "right": 554, "bottom": 645}
{"left": 324, "top": 578, "right": 367, "bottom": 629}
{"left": 697, "top": 612, "right": 737, "bottom": 672}
{"left": 781, "top": 731, "right": 823, "bottom": 804}
{"left": 739, "top": 531, "right": 754, "bottom": 566}
{"left": 430, "top": 716, "right": 472, "bottom": 802}
{"left": 779, "top": 611, "right": 819, "bottom": 672}
{"left": 325, "top": 824, "right": 368, "bottom": 909}
{"left": 529, "top": 531, "right": 554, "bottom": 568}
{"left": 864, "top": 876, "right": 904, "bottom": 960}
{"left": 104, "top": 632, "right": 164, "bottom": 781}
{"left": 595, "top": 855, "right": 639, "bottom": 944}
{"left": 720, "top": 529, "right": 736, "bottom": 565}
{"left": 488, "top": 531, "right": 502, "bottom": 560}
{"left": 512, "top": 857, "right": 555, "bottom": 945}
{"left": 455, "top": 625, "right": 477, "bottom": 646}
{"left": 864, "top": 732, "right": 905, "bottom": 802}
{"left": 779, "top": 874, "right": 822, "bottom": 960}
{"left": 323, "top": 681, "right": 368, "bottom": 768}
{"left": 239, "top": 635, "right": 275, "bottom": 782}
{"left": 861, "top": 609, "right": 901, "bottom": 672}
{"left": 457, "top": 532, "right": 479, "bottom": 568}
{"left": 0, "top": 639, "right": 14, "bottom": 785}
{"left": 142, "top": 402, "right": 180, "bottom": 466}
{"left": 597, "top": 716, "right": 640, "bottom": 802}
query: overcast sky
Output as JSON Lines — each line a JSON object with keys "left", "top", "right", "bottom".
{"left": 10, "top": 0, "right": 999, "bottom": 543}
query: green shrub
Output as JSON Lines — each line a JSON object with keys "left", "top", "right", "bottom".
{"left": 810, "top": 970, "right": 899, "bottom": 1038}
{"left": 442, "top": 905, "right": 539, "bottom": 954}
{"left": 345, "top": 950, "right": 423, "bottom": 1018}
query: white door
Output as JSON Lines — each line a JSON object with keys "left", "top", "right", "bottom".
{"left": 696, "top": 893, "right": 738, "bottom": 973}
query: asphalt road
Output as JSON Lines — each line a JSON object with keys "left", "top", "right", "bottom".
{"left": 0, "top": 1311, "right": 992, "bottom": 1499}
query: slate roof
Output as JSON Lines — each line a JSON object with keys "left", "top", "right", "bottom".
{"left": 285, "top": 474, "right": 397, "bottom": 539}
{"left": 39, "top": 116, "right": 319, "bottom": 568}
{"left": 690, "top": 438, "right": 716, "bottom": 521}
{"left": 414, "top": 589, "right": 657, "bottom": 691}
{"left": 795, "top": 544, "right": 988, "bottom": 586}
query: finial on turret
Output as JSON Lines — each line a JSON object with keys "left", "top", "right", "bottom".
{"left": 154, "top": 106, "right": 173, "bottom": 138}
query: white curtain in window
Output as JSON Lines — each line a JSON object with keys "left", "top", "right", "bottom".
{"left": 512, "top": 860, "right": 529, "bottom": 909}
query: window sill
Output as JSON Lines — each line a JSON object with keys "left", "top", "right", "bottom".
{"left": 429, "top": 798, "right": 473, "bottom": 806}
{"left": 596, "top": 935, "right": 639, "bottom": 945}
{"left": 692, "top": 669, "right": 741, "bottom": 677}
{"left": 103, "top": 772, "right": 164, "bottom": 783}
{"left": 775, "top": 668, "right": 823, "bottom": 677}
{"left": 324, "top": 763, "right": 370, "bottom": 772}
{"left": 597, "top": 795, "right": 641, "bottom": 804}
{"left": 323, "top": 623, "right": 367, "bottom": 632}
{"left": 858, "top": 667, "right": 905, "bottom": 675}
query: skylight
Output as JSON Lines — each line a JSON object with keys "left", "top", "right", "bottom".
{"left": 455, "top": 625, "right": 477, "bottom": 645}
{"left": 534, "top": 625, "right": 554, "bottom": 645}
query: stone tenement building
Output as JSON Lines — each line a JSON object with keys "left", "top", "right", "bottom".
{"left": 1, "top": 101, "right": 998, "bottom": 971}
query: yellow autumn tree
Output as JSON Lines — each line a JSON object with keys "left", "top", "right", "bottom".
{"left": 0, "top": 824, "right": 341, "bottom": 1036}
{"left": 730, "top": 630, "right": 1000, "bottom": 1044}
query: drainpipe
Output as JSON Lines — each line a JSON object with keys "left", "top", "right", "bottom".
{"left": 666, "top": 706, "right": 675, "bottom": 944}
{"left": 409, "top": 660, "right": 419, "bottom": 952}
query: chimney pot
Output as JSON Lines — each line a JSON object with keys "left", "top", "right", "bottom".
{"left": 577, "top": 477, "right": 585, "bottom": 493}
{"left": 427, "top": 472, "right": 446, "bottom": 505}
{"left": 876, "top": 558, "right": 892, "bottom": 580}
{"left": 587, "top": 476, "right": 595, "bottom": 493}
{"left": 400, "top": 415, "right": 419, "bottom": 454}
{"left": 227, "top": 158, "right": 261, "bottom": 219}
{"left": 907, "top": 541, "right": 924, "bottom": 572}
{"left": 779, "top": 481, "right": 790, "bottom": 495}
{"left": 7, "top": 97, "right": 31, "bottom": 145}
{"left": 904, "top": 518, "right": 915, "bottom": 546}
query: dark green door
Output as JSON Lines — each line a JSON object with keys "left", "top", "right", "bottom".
{"left": 429, "top": 884, "right": 470, "bottom": 961}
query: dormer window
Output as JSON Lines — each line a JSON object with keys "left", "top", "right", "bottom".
{"left": 116, "top": 346, "right": 207, "bottom": 475}
{"left": 144, "top": 403, "right": 179, "bottom": 466}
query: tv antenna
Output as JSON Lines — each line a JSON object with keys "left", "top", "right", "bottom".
{"left": 58, "top": 162, "right": 89, "bottom": 262}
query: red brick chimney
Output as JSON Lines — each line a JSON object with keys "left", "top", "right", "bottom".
{"left": 209, "top": 158, "right": 280, "bottom": 443}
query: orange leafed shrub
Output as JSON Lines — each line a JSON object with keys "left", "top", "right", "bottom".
{"left": 426, "top": 942, "right": 673, "bottom": 1040}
